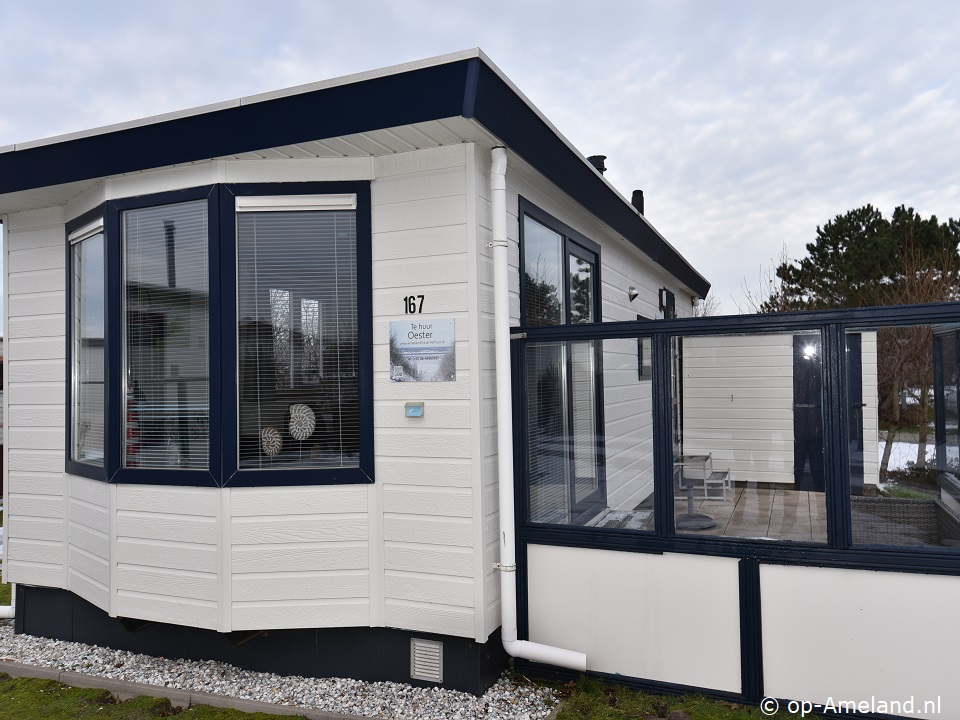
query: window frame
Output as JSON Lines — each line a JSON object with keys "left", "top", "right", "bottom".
{"left": 65, "top": 207, "right": 109, "bottom": 481}
{"left": 64, "top": 181, "right": 373, "bottom": 487}
{"left": 518, "top": 197, "right": 601, "bottom": 327}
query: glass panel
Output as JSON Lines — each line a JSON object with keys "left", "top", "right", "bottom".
{"left": 674, "top": 332, "right": 827, "bottom": 543}
{"left": 525, "top": 337, "right": 654, "bottom": 530}
{"left": 237, "top": 210, "right": 358, "bottom": 470}
{"left": 72, "top": 232, "right": 105, "bottom": 465}
{"left": 523, "top": 216, "right": 563, "bottom": 326}
{"left": 850, "top": 325, "right": 960, "bottom": 548}
{"left": 568, "top": 255, "right": 594, "bottom": 324}
{"left": 936, "top": 328, "right": 959, "bottom": 476}
{"left": 123, "top": 200, "right": 209, "bottom": 469}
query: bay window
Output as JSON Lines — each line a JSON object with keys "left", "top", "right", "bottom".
{"left": 65, "top": 182, "right": 373, "bottom": 487}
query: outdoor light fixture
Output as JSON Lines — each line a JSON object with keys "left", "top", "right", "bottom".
{"left": 659, "top": 288, "right": 676, "bottom": 319}
{"left": 628, "top": 286, "right": 639, "bottom": 302}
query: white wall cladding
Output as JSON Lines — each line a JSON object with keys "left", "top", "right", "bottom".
{"left": 527, "top": 544, "right": 742, "bottom": 692}
{"left": 4, "top": 208, "right": 68, "bottom": 590}
{"left": 372, "top": 144, "right": 478, "bottom": 639}
{"left": 761, "top": 564, "right": 958, "bottom": 716}
{"left": 67, "top": 475, "right": 110, "bottom": 611}
{"left": 230, "top": 486, "right": 369, "bottom": 631}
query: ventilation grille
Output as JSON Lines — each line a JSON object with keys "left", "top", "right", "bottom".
{"left": 410, "top": 638, "right": 443, "bottom": 683}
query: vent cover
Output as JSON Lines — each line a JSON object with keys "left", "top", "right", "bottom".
{"left": 410, "top": 638, "right": 443, "bottom": 683}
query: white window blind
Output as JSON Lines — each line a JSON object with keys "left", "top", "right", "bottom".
{"left": 237, "top": 209, "right": 358, "bottom": 469}
{"left": 122, "top": 199, "right": 209, "bottom": 469}
{"left": 71, "top": 228, "right": 105, "bottom": 465}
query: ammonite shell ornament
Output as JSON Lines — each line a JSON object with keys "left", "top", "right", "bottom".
{"left": 260, "top": 426, "right": 283, "bottom": 456}
{"left": 288, "top": 403, "right": 316, "bottom": 441}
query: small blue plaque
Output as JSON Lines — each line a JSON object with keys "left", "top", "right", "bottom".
{"left": 404, "top": 402, "right": 425, "bottom": 418}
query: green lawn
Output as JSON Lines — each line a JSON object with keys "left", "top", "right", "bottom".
{"left": 0, "top": 675, "right": 310, "bottom": 720}
{"left": 554, "top": 676, "right": 819, "bottom": 720}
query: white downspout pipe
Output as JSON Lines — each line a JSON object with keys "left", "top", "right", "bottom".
{"left": 0, "top": 583, "right": 15, "bottom": 620}
{"left": 490, "top": 146, "right": 587, "bottom": 673}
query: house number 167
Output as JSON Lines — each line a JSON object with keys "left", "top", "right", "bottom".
{"left": 404, "top": 295, "right": 425, "bottom": 314}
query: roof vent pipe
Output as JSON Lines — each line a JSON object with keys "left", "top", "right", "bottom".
{"left": 587, "top": 155, "right": 607, "bottom": 174}
{"left": 489, "top": 146, "right": 587, "bottom": 673}
{"left": 632, "top": 190, "right": 644, "bottom": 215}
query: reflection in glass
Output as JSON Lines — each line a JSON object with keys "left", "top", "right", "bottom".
{"left": 523, "top": 216, "right": 563, "bottom": 326}
{"left": 72, "top": 232, "right": 105, "bottom": 465}
{"left": 674, "top": 332, "right": 827, "bottom": 543}
{"left": 569, "top": 255, "right": 594, "bottom": 324}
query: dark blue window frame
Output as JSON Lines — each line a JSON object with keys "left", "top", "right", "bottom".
{"left": 64, "top": 181, "right": 373, "bottom": 487}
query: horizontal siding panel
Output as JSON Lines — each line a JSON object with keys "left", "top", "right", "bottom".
{"left": 384, "top": 601, "right": 474, "bottom": 638}
{"left": 69, "top": 475, "right": 110, "bottom": 507}
{"left": 232, "top": 572, "right": 369, "bottom": 601}
{"left": 232, "top": 543, "right": 368, "bottom": 574}
{"left": 375, "top": 431, "right": 472, "bottom": 459}
{"left": 373, "top": 166, "right": 466, "bottom": 205}
{"left": 69, "top": 499, "right": 109, "bottom": 532}
{"left": 372, "top": 196, "right": 466, "bottom": 233}
{"left": 384, "top": 572, "right": 473, "bottom": 607}
{"left": 116, "top": 538, "right": 217, "bottom": 574}
{"left": 373, "top": 401, "right": 471, "bottom": 429}
{"left": 5, "top": 560, "right": 64, "bottom": 588}
{"left": 69, "top": 570, "right": 110, "bottom": 612}
{"left": 69, "top": 522, "right": 110, "bottom": 559}
{"left": 8, "top": 244, "right": 65, "bottom": 273}
{"left": 7, "top": 538, "right": 64, "bottom": 565}
{"left": 9, "top": 405, "right": 66, "bottom": 427}
{"left": 8, "top": 493, "right": 63, "bottom": 518}
{"left": 7, "top": 382, "right": 65, "bottom": 405}
{"left": 372, "top": 285, "right": 469, "bottom": 317}
{"left": 116, "top": 512, "right": 218, "bottom": 545}
{"left": 375, "top": 144, "right": 465, "bottom": 177}
{"left": 373, "top": 458, "right": 472, "bottom": 487}
{"left": 7, "top": 427, "right": 64, "bottom": 450}
{"left": 8, "top": 293, "right": 64, "bottom": 317}
{"left": 6, "top": 470, "right": 64, "bottom": 491}
{"left": 381, "top": 486, "right": 472, "bottom": 517}
{"left": 117, "top": 566, "right": 217, "bottom": 602}
{"left": 372, "top": 225, "right": 466, "bottom": 261}
{"left": 372, "top": 255, "right": 467, "bottom": 289}
{"left": 68, "top": 547, "right": 110, "bottom": 588}
{"left": 373, "top": 372, "right": 471, "bottom": 401}
{"left": 384, "top": 544, "right": 473, "bottom": 577}
{"left": 231, "top": 516, "right": 367, "bottom": 545}
{"left": 7, "top": 516, "right": 62, "bottom": 541}
{"left": 115, "top": 592, "right": 218, "bottom": 630}
{"left": 116, "top": 486, "right": 218, "bottom": 516}
{"left": 230, "top": 487, "right": 367, "bottom": 516}
{"left": 382, "top": 516, "right": 473, "bottom": 547}
{"left": 684, "top": 408, "right": 794, "bottom": 421}
{"left": 9, "top": 269, "right": 65, "bottom": 295}
{"left": 8, "top": 360, "right": 65, "bottom": 383}
{"left": 6, "top": 314, "right": 66, "bottom": 338}
{"left": 8, "top": 337, "right": 65, "bottom": 360}
{"left": 232, "top": 599, "right": 368, "bottom": 631}
{"left": 7, "top": 225, "right": 64, "bottom": 250}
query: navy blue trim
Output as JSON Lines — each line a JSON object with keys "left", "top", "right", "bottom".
{"left": 219, "top": 182, "right": 374, "bottom": 487}
{"left": 108, "top": 185, "right": 220, "bottom": 487}
{"left": 738, "top": 558, "right": 763, "bottom": 702}
{"left": 0, "top": 62, "right": 471, "bottom": 197}
{"left": 0, "top": 56, "right": 709, "bottom": 300}
{"left": 652, "top": 332, "right": 675, "bottom": 538}
{"left": 64, "top": 204, "right": 109, "bottom": 481}
{"left": 471, "top": 64, "right": 709, "bottom": 298}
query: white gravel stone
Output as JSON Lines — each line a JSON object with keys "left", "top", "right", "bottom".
{"left": 0, "top": 623, "right": 556, "bottom": 719}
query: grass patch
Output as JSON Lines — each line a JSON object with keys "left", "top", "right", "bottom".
{"left": 0, "top": 569, "right": 8, "bottom": 607}
{"left": 0, "top": 674, "right": 310, "bottom": 720}
{"left": 554, "top": 676, "right": 819, "bottom": 719}
{"left": 880, "top": 485, "right": 937, "bottom": 500}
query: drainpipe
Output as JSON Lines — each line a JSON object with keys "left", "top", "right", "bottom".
{"left": 0, "top": 584, "right": 15, "bottom": 620}
{"left": 490, "top": 146, "right": 587, "bottom": 673}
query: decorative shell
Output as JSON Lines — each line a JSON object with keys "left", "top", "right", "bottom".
{"left": 260, "top": 426, "right": 282, "bottom": 456}
{"left": 288, "top": 403, "right": 316, "bottom": 441}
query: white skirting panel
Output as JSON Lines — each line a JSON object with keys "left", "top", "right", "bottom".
{"left": 527, "top": 545, "right": 741, "bottom": 692}
{"left": 761, "top": 564, "right": 960, "bottom": 717}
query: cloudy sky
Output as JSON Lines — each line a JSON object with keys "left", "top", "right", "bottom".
{"left": 1, "top": 0, "right": 958, "bottom": 314}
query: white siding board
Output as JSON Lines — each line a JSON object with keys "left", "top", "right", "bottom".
{"left": 383, "top": 572, "right": 473, "bottom": 607}
{"left": 7, "top": 453, "right": 63, "bottom": 473}
{"left": 381, "top": 486, "right": 472, "bottom": 517}
{"left": 372, "top": 226, "right": 466, "bottom": 261}
{"left": 230, "top": 487, "right": 367, "bottom": 516}
{"left": 7, "top": 360, "right": 65, "bottom": 383}
{"left": 232, "top": 572, "right": 369, "bottom": 602}
{"left": 8, "top": 293, "right": 65, "bottom": 317}
{"left": 69, "top": 522, "right": 109, "bottom": 559}
{"left": 5, "top": 561, "right": 64, "bottom": 588}
{"left": 375, "top": 458, "right": 472, "bottom": 487}
{"left": 7, "top": 538, "right": 64, "bottom": 565}
{"left": 230, "top": 516, "right": 368, "bottom": 545}
{"left": 116, "top": 486, "right": 218, "bottom": 516}
{"left": 7, "top": 383, "right": 64, "bottom": 405}
{"left": 384, "top": 601, "right": 474, "bottom": 637}
{"left": 7, "top": 314, "right": 66, "bottom": 338}
{"left": 116, "top": 538, "right": 218, "bottom": 574}
{"left": 382, "top": 516, "right": 473, "bottom": 546}
{"left": 9, "top": 269, "right": 65, "bottom": 295}
{"left": 116, "top": 566, "right": 217, "bottom": 602}
{"left": 232, "top": 544, "right": 368, "bottom": 574}
{"left": 8, "top": 516, "right": 62, "bottom": 541}
{"left": 232, "top": 600, "right": 368, "bottom": 631}
{"left": 115, "top": 592, "right": 218, "bottom": 630}
{"left": 116, "top": 512, "right": 218, "bottom": 545}
{"left": 384, "top": 544, "right": 473, "bottom": 577}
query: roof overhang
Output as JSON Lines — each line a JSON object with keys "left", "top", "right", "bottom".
{"left": 0, "top": 49, "right": 710, "bottom": 298}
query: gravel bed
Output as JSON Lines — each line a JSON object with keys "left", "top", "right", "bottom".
{"left": 0, "top": 623, "right": 556, "bottom": 719}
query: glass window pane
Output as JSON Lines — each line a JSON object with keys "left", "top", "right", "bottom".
{"left": 123, "top": 200, "right": 209, "bottom": 469}
{"left": 525, "top": 337, "right": 654, "bottom": 530}
{"left": 523, "top": 216, "right": 563, "bottom": 326}
{"left": 850, "top": 325, "right": 960, "bottom": 548}
{"left": 569, "top": 255, "right": 594, "bottom": 324}
{"left": 674, "top": 332, "right": 827, "bottom": 543}
{"left": 72, "top": 232, "right": 105, "bottom": 465}
{"left": 237, "top": 210, "right": 358, "bottom": 470}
